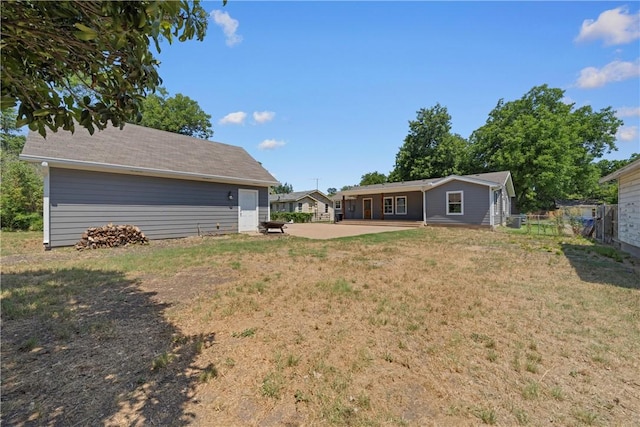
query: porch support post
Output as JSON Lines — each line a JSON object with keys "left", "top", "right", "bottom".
{"left": 381, "top": 193, "right": 384, "bottom": 220}
{"left": 422, "top": 189, "right": 427, "bottom": 224}
{"left": 489, "top": 187, "right": 494, "bottom": 227}
{"left": 342, "top": 195, "right": 346, "bottom": 220}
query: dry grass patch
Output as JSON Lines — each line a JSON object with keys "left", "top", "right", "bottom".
{"left": 1, "top": 229, "right": 639, "bottom": 426}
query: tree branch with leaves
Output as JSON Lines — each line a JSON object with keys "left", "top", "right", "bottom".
{"left": 1, "top": 0, "right": 211, "bottom": 137}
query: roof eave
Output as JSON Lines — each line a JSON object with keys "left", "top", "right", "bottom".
{"left": 20, "top": 155, "right": 279, "bottom": 187}
{"left": 599, "top": 158, "right": 640, "bottom": 183}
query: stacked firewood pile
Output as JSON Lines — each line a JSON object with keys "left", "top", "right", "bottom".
{"left": 75, "top": 224, "right": 149, "bottom": 250}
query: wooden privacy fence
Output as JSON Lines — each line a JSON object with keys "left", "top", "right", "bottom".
{"left": 595, "top": 204, "right": 617, "bottom": 244}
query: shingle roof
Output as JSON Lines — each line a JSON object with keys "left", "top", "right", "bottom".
{"left": 20, "top": 123, "right": 278, "bottom": 186}
{"left": 269, "top": 190, "right": 329, "bottom": 203}
{"left": 334, "top": 171, "right": 514, "bottom": 198}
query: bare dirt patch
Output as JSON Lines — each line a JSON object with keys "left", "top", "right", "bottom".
{"left": 1, "top": 229, "right": 639, "bottom": 426}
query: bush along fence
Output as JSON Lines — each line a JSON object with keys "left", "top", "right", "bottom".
{"left": 270, "top": 212, "right": 314, "bottom": 223}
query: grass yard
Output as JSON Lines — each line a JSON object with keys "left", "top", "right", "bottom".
{"left": 1, "top": 228, "right": 639, "bottom": 426}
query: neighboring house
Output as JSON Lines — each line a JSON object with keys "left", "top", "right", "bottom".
{"left": 20, "top": 123, "right": 279, "bottom": 248}
{"left": 333, "top": 171, "right": 515, "bottom": 228}
{"left": 599, "top": 158, "right": 640, "bottom": 257}
{"left": 269, "top": 190, "right": 334, "bottom": 222}
{"left": 554, "top": 199, "right": 599, "bottom": 219}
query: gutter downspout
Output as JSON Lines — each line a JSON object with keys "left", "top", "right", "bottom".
{"left": 41, "top": 162, "right": 51, "bottom": 250}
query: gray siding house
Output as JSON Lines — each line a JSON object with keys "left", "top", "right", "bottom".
{"left": 333, "top": 171, "right": 515, "bottom": 228}
{"left": 269, "top": 190, "right": 335, "bottom": 221}
{"left": 600, "top": 158, "right": 640, "bottom": 257}
{"left": 20, "top": 123, "right": 279, "bottom": 248}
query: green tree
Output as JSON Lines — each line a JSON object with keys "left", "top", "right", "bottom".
{"left": 1, "top": 1, "right": 210, "bottom": 137}
{"left": 469, "top": 85, "right": 622, "bottom": 212}
{"left": 272, "top": 183, "right": 293, "bottom": 194}
{"left": 389, "top": 104, "right": 471, "bottom": 182}
{"left": 1, "top": 108, "right": 43, "bottom": 230}
{"left": 589, "top": 153, "right": 640, "bottom": 204}
{"left": 326, "top": 187, "right": 337, "bottom": 196}
{"left": 138, "top": 89, "right": 213, "bottom": 139}
{"left": 0, "top": 160, "right": 43, "bottom": 230}
{"left": 359, "top": 171, "right": 387, "bottom": 186}
{"left": 1, "top": 108, "right": 26, "bottom": 156}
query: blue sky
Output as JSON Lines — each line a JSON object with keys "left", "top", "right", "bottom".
{"left": 154, "top": 1, "right": 640, "bottom": 193}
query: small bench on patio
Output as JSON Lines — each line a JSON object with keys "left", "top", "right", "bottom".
{"left": 259, "top": 221, "right": 287, "bottom": 234}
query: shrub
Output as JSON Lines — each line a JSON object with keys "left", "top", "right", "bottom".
{"left": 270, "top": 212, "right": 313, "bottom": 223}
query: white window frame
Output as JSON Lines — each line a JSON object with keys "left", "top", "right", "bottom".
{"left": 446, "top": 191, "right": 464, "bottom": 215}
{"left": 335, "top": 200, "right": 342, "bottom": 210}
{"left": 494, "top": 190, "right": 500, "bottom": 215}
{"left": 395, "top": 196, "right": 407, "bottom": 215}
{"left": 383, "top": 197, "right": 394, "bottom": 214}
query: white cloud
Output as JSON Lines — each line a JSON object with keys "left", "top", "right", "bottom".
{"left": 253, "top": 111, "right": 276, "bottom": 124}
{"left": 575, "top": 6, "right": 640, "bottom": 45}
{"left": 219, "top": 111, "right": 247, "bottom": 125}
{"left": 258, "top": 139, "right": 286, "bottom": 150}
{"left": 211, "top": 10, "right": 243, "bottom": 47}
{"left": 615, "top": 106, "right": 640, "bottom": 118}
{"left": 575, "top": 58, "right": 640, "bottom": 88}
{"left": 616, "top": 125, "right": 639, "bottom": 142}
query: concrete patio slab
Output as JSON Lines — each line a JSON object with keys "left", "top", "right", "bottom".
{"left": 279, "top": 222, "right": 417, "bottom": 240}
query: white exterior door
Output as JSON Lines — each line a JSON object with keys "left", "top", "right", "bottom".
{"left": 238, "top": 189, "right": 259, "bottom": 232}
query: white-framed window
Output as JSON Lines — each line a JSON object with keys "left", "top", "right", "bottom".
{"left": 383, "top": 197, "right": 394, "bottom": 214}
{"left": 493, "top": 190, "right": 501, "bottom": 215}
{"left": 395, "top": 196, "right": 407, "bottom": 215}
{"left": 335, "top": 200, "right": 342, "bottom": 210}
{"left": 447, "top": 191, "right": 463, "bottom": 215}
{"left": 297, "top": 202, "right": 303, "bottom": 212}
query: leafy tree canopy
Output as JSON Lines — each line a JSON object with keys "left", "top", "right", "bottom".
{"left": 470, "top": 85, "right": 622, "bottom": 212}
{"left": 389, "top": 104, "right": 471, "bottom": 182}
{"left": 138, "top": 88, "right": 213, "bottom": 139}
{"left": 272, "top": 182, "right": 293, "bottom": 194}
{"left": 359, "top": 171, "right": 387, "bottom": 186}
{"left": 1, "top": 108, "right": 43, "bottom": 230}
{"left": 326, "top": 187, "right": 337, "bottom": 196}
{"left": 1, "top": 108, "right": 26, "bottom": 156}
{"left": 1, "top": 1, "right": 210, "bottom": 137}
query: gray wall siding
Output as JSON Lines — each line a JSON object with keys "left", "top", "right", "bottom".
{"left": 49, "top": 168, "right": 267, "bottom": 247}
{"left": 426, "top": 181, "right": 491, "bottom": 226}
{"left": 347, "top": 192, "right": 423, "bottom": 221}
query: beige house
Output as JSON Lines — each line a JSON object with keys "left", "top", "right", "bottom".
{"left": 269, "top": 190, "right": 334, "bottom": 222}
{"left": 600, "top": 158, "right": 640, "bottom": 257}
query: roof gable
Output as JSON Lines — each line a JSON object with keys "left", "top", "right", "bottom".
{"left": 20, "top": 123, "right": 278, "bottom": 186}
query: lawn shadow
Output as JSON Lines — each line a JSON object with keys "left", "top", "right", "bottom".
{"left": 1, "top": 268, "right": 214, "bottom": 426}
{"left": 561, "top": 244, "right": 640, "bottom": 289}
